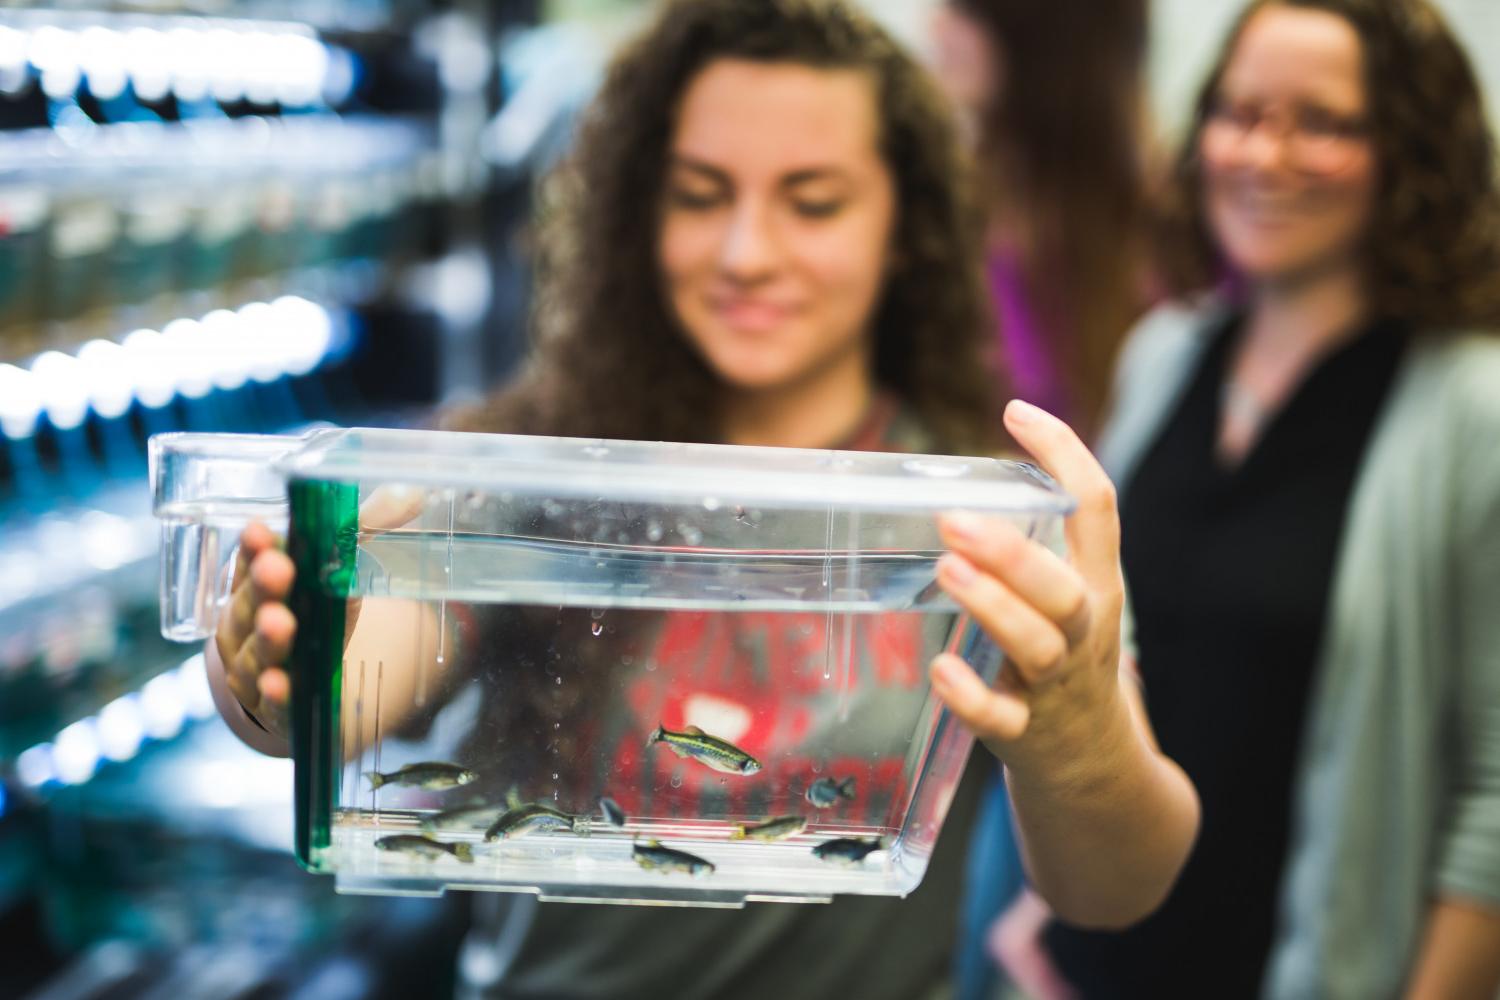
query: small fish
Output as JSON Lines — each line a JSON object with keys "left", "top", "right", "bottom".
{"left": 647, "top": 723, "right": 762, "bottom": 776}
{"left": 632, "top": 839, "right": 716, "bottom": 876}
{"left": 484, "top": 802, "right": 588, "bottom": 842}
{"left": 421, "top": 802, "right": 503, "bottom": 833}
{"left": 730, "top": 815, "right": 806, "bottom": 842}
{"left": 812, "top": 836, "right": 886, "bottom": 866}
{"left": 805, "top": 776, "right": 857, "bottom": 808}
{"left": 598, "top": 796, "right": 627, "bottom": 828}
{"left": 365, "top": 761, "right": 478, "bottom": 791}
{"left": 375, "top": 834, "right": 474, "bottom": 863}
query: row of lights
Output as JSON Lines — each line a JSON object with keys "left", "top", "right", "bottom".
{"left": 0, "top": 21, "right": 357, "bottom": 107}
{"left": 14, "top": 652, "right": 218, "bottom": 790}
{"left": 0, "top": 295, "right": 338, "bottom": 440}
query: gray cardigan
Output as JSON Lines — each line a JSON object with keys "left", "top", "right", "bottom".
{"left": 1095, "top": 299, "right": 1500, "bottom": 1000}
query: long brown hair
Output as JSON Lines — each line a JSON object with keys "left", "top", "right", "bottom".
{"left": 950, "top": 0, "right": 1151, "bottom": 439}
{"left": 453, "top": 0, "right": 1003, "bottom": 455}
{"left": 1155, "top": 0, "right": 1500, "bottom": 330}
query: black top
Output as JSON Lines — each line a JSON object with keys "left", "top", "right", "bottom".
{"left": 1045, "top": 315, "right": 1407, "bottom": 998}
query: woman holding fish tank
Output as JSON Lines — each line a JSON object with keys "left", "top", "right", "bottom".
{"left": 205, "top": 1, "right": 1198, "bottom": 996}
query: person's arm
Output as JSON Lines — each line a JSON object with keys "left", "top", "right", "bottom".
{"left": 1409, "top": 371, "right": 1500, "bottom": 996}
{"left": 931, "top": 399, "right": 1199, "bottom": 929}
{"left": 1405, "top": 898, "right": 1500, "bottom": 999}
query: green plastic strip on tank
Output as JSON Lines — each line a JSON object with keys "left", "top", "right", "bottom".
{"left": 288, "top": 479, "right": 358, "bottom": 871}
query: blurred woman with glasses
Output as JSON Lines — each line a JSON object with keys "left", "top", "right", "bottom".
{"left": 1030, "top": 0, "right": 1500, "bottom": 996}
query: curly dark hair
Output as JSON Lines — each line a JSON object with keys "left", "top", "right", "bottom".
{"left": 1155, "top": 0, "right": 1500, "bottom": 330}
{"left": 453, "top": 0, "right": 1004, "bottom": 454}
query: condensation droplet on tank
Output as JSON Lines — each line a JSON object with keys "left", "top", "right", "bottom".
{"left": 555, "top": 676, "right": 562, "bottom": 685}
{"left": 552, "top": 772, "right": 559, "bottom": 780}
{"left": 678, "top": 523, "right": 703, "bottom": 546}
{"left": 702, "top": 497, "right": 721, "bottom": 511}
{"left": 811, "top": 761, "right": 823, "bottom": 773}
{"left": 646, "top": 521, "right": 664, "bottom": 542}
{"left": 669, "top": 772, "right": 683, "bottom": 789}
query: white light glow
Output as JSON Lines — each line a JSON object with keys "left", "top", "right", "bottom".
{"left": 204, "top": 27, "right": 246, "bottom": 104}
{"left": 16, "top": 744, "right": 56, "bottom": 789}
{"left": 124, "top": 28, "right": 170, "bottom": 103}
{"left": 160, "top": 317, "right": 214, "bottom": 399}
{"left": 277, "top": 34, "right": 329, "bottom": 108}
{"left": 0, "top": 26, "right": 25, "bottom": 72}
{"left": 97, "top": 694, "right": 146, "bottom": 762}
{"left": 241, "top": 31, "right": 280, "bottom": 106}
{"left": 122, "top": 328, "right": 177, "bottom": 409}
{"left": 167, "top": 27, "right": 209, "bottom": 103}
{"left": 77, "top": 339, "right": 134, "bottom": 419}
{"left": 141, "top": 671, "right": 186, "bottom": 740}
{"left": 79, "top": 26, "right": 127, "bottom": 102}
{"left": 271, "top": 296, "right": 333, "bottom": 376}
{"left": 200, "top": 308, "right": 250, "bottom": 391}
{"left": 79, "top": 510, "right": 137, "bottom": 572}
{"left": 237, "top": 301, "right": 284, "bottom": 384}
{"left": 30, "top": 350, "right": 90, "bottom": 431}
{"left": 53, "top": 719, "right": 101, "bottom": 785}
{"left": 0, "top": 363, "right": 42, "bottom": 439}
{"left": 176, "top": 653, "right": 217, "bottom": 721}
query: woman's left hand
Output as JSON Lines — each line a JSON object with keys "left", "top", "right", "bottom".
{"left": 930, "top": 399, "right": 1128, "bottom": 782}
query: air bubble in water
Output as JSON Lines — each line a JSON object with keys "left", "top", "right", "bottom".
{"left": 552, "top": 772, "right": 559, "bottom": 780}
{"left": 702, "top": 497, "right": 721, "bottom": 511}
{"left": 555, "top": 676, "right": 562, "bottom": 684}
{"left": 591, "top": 622, "right": 603, "bottom": 637}
{"left": 554, "top": 722, "right": 561, "bottom": 729}
{"left": 646, "top": 521, "right": 664, "bottom": 542}
{"left": 669, "top": 773, "right": 683, "bottom": 788}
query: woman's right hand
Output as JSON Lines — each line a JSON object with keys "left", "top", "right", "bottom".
{"left": 212, "top": 488, "right": 428, "bottom": 739}
{"left": 215, "top": 520, "right": 297, "bottom": 739}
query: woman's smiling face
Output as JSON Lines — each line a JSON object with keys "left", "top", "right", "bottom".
{"left": 1200, "top": 5, "right": 1378, "bottom": 288}
{"left": 658, "top": 58, "right": 897, "bottom": 393}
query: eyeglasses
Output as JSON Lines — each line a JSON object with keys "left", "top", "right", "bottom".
{"left": 1200, "top": 98, "right": 1371, "bottom": 174}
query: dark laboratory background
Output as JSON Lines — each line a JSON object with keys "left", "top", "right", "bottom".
{"left": 0, "top": 0, "right": 615, "bottom": 994}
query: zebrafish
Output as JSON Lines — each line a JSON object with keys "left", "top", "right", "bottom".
{"left": 730, "top": 815, "right": 806, "bottom": 842}
{"left": 365, "top": 761, "right": 478, "bottom": 791}
{"left": 484, "top": 802, "right": 588, "bottom": 842}
{"left": 598, "top": 796, "right": 627, "bottom": 828}
{"left": 811, "top": 836, "right": 886, "bottom": 866}
{"left": 632, "top": 839, "right": 715, "bottom": 876}
{"left": 647, "top": 723, "right": 761, "bottom": 776}
{"left": 805, "top": 776, "right": 856, "bottom": 808}
{"left": 375, "top": 834, "right": 474, "bottom": 863}
{"left": 420, "top": 802, "right": 503, "bottom": 833}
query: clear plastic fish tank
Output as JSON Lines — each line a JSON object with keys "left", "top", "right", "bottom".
{"left": 150, "top": 428, "right": 1072, "bottom": 906}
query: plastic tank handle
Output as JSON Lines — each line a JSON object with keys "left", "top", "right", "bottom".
{"left": 149, "top": 432, "right": 304, "bottom": 641}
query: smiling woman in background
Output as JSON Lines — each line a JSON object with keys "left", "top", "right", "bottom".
{"left": 1035, "top": 0, "right": 1500, "bottom": 996}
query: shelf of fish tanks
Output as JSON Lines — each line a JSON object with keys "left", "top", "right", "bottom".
{"left": 151, "top": 427, "right": 1074, "bottom": 906}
